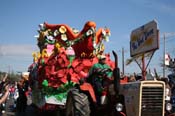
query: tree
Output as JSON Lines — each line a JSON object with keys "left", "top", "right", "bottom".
{"left": 0, "top": 71, "right": 21, "bottom": 83}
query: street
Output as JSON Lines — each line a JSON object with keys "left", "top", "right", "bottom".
{"left": 2, "top": 96, "right": 64, "bottom": 116}
{"left": 2, "top": 96, "right": 15, "bottom": 116}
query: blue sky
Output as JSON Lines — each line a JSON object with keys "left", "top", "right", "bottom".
{"left": 0, "top": 0, "right": 175, "bottom": 76}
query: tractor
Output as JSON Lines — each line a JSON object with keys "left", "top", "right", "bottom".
{"left": 65, "top": 51, "right": 167, "bottom": 116}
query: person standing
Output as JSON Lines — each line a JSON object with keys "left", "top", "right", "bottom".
{"left": 15, "top": 72, "right": 29, "bottom": 116}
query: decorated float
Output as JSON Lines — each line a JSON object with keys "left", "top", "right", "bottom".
{"left": 28, "top": 21, "right": 115, "bottom": 109}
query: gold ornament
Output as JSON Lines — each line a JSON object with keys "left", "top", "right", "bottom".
{"left": 41, "top": 49, "right": 48, "bottom": 58}
{"left": 59, "top": 26, "right": 67, "bottom": 34}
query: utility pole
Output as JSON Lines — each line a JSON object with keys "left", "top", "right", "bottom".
{"left": 122, "top": 47, "right": 125, "bottom": 75}
{"left": 120, "top": 47, "right": 127, "bottom": 75}
{"left": 8, "top": 65, "right": 11, "bottom": 74}
{"left": 163, "top": 33, "right": 165, "bottom": 78}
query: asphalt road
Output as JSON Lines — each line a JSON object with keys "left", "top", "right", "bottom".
{"left": 2, "top": 95, "right": 64, "bottom": 116}
{"left": 2, "top": 96, "right": 15, "bottom": 116}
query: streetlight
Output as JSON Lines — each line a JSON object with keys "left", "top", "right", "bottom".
{"left": 163, "top": 32, "right": 175, "bottom": 77}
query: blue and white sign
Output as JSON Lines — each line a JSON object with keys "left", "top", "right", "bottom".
{"left": 130, "top": 20, "right": 159, "bottom": 57}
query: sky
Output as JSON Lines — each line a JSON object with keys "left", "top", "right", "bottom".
{"left": 0, "top": 0, "right": 175, "bottom": 76}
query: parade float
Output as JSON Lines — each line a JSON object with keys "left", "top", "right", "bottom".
{"left": 28, "top": 21, "right": 115, "bottom": 110}
{"left": 28, "top": 20, "right": 169, "bottom": 116}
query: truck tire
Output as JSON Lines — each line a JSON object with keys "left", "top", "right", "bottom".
{"left": 66, "top": 88, "right": 90, "bottom": 116}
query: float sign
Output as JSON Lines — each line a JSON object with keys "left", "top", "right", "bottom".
{"left": 130, "top": 20, "right": 159, "bottom": 57}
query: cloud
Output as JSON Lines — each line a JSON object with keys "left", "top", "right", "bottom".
{"left": 0, "top": 44, "right": 39, "bottom": 72}
{"left": 0, "top": 44, "right": 39, "bottom": 56}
